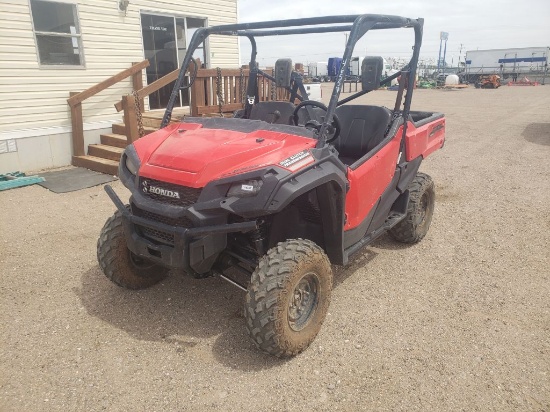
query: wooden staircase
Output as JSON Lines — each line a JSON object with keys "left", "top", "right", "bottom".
{"left": 67, "top": 61, "right": 255, "bottom": 176}
{"left": 68, "top": 60, "right": 182, "bottom": 176}
{"left": 72, "top": 116, "right": 161, "bottom": 175}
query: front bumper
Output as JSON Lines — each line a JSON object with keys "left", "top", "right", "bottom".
{"left": 104, "top": 185, "right": 257, "bottom": 276}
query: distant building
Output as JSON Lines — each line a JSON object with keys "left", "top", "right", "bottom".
{"left": 463, "top": 47, "right": 549, "bottom": 83}
{"left": 0, "top": 0, "right": 239, "bottom": 173}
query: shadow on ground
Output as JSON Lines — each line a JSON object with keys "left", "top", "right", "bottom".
{"left": 76, "top": 247, "right": 380, "bottom": 371}
{"left": 76, "top": 265, "right": 281, "bottom": 370}
{"left": 371, "top": 233, "right": 414, "bottom": 250}
{"left": 522, "top": 123, "right": 550, "bottom": 146}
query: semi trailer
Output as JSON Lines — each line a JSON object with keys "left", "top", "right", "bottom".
{"left": 307, "top": 61, "right": 328, "bottom": 82}
{"left": 463, "top": 47, "right": 549, "bottom": 83}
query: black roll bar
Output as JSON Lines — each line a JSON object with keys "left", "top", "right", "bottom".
{"left": 161, "top": 14, "right": 423, "bottom": 147}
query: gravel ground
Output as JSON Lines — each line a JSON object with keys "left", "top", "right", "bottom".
{"left": 1, "top": 85, "right": 549, "bottom": 412}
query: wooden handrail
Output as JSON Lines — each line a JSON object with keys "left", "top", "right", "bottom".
{"left": 114, "top": 59, "right": 200, "bottom": 112}
{"left": 68, "top": 61, "right": 148, "bottom": 159}
{"left": 114, "top": 67, "right": 180, "bottom": 112}
{"left": 67, "top": 60, "right": 149, "bottom": 107}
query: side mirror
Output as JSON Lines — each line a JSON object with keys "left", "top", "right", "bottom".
{"left": 275, "top": 58, "right": 293, "bottom": 88}
{"left": 361, "top": 56, "right": 383, "bottom": 91}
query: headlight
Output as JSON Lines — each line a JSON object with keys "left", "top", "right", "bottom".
{"left": 119, "top": 146, "right": 141, "bottom": 189}
{"left": 227, "top": 179, "right": 263, "bottom": 198}
{"left": 125, "top": 152, "right": 139, "bottom": 175}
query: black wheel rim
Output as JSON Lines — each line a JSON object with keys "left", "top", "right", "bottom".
{"left": 288, "top": 272, "right": 320, "bottom": 331}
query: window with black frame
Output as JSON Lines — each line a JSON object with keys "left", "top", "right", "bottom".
{"left": 29, "top": 0, "right": 84, "bottom": 66}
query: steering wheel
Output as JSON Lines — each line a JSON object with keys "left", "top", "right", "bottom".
{"left": 292, "top": 100, "right": 341, "bottom": 143}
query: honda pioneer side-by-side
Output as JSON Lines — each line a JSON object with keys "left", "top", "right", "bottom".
{"left": 98, "top": 14, "right": 446, "bottom": 357}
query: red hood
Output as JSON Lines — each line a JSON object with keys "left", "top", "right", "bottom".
{"left": 133, "top": 122, "right": 317, "bottom": 187}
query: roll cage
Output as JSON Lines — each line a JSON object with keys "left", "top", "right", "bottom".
{"left": 161, "top": 14, "right": 424, "bottom": 147}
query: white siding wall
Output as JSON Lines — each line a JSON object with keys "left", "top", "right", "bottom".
{"left": 0, "top": 0, "right": 239, "bottom": 135}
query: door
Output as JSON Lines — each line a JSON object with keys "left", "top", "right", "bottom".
{"left": 174, "top": 17, "right": 207, "bottom": 106}
{"left": 344, "top": 133, "right": 402, "bottom": 231}
{"left": 141, "top": 14, "right": 178, "bottom": 109}
{"left": 141, "top": 14, "right": 208, "bottom": 109}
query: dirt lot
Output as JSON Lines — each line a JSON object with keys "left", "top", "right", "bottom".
{"left": 1, "top": 85, "right": 549, "bottom": 412}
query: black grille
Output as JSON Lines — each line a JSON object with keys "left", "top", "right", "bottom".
{"left": 132, "top": 206, "right": 194, "bottom": 245}
{"left": 140, "top": 177, "right": 201, "bottom": 207}
{"left": 140, "top": 227, "right": 174, "bottom": 244}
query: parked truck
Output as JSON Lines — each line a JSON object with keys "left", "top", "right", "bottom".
{"left": 463, "top": 46, "right": 549, "bottom": 83}
{"left": 328, "top": 57, "right": 346, "bottom": 81}
{"left": 307, "top": 61, "right": 328, "bottom": 82}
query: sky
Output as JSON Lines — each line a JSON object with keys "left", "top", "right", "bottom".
{"left": 236, "top": 0, "right": 550, "bottom": 67}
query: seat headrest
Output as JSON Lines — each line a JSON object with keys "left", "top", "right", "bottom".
{"left": 275, "top": 59, "right": 293, "bottom": 88}
{"left": 362, "top": 56, "right": 384, "bottom": 91}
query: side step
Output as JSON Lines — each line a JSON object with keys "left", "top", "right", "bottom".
{"left": 72, "top": 155, "right": 119, "bottom": 176}
{"left": 344, "top": 211, "right": 406, "bottom": 261}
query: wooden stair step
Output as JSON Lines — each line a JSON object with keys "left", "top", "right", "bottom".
{"left": 140, "top": 117, "right": 163, "bottom": 128}
{"left": 72, "top": 155, "right": 119, "bottom": 176}
{"left": 111, "top": 123, "right": 157, "bottom": 136}
{"left": 88, "top": 144, "right": 124, "bottom": 162}
{"left": 100, "top": 133, "right": 128, "bottom": 148}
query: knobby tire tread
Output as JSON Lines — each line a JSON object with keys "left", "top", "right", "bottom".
{"left": 245, "top": 239, "right": 332, "bottom": 357}
{"left": 97, "top": 209, "right": 168, "bottom": 289}
{"left": 389, "top": 172, "right": 435, "bottom": 243}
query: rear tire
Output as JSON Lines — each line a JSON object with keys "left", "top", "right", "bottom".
{"left": 389, "top": 172, "right": 435, "bottom": 244}
{"left": 245, "top": 239, "right": 332, "bottom": 357}
{"left": 97, "top": 209, "right": 168, "bottom": 289}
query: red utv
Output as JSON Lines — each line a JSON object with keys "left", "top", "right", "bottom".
{"left": 98, "top": 14, "right": 445, "bottom": 357}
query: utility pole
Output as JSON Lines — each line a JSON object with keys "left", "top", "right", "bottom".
{"left": 437, "top": 38, "right": 443, "bottom": 74}
{"left": 459, "top": 43, "right": 463, "bottom": 66}
{"left": 443, "top": 36, "right": 448, "bottom": 71}
{"left": 437, "top": 32, "right": 449, "bottom": 74}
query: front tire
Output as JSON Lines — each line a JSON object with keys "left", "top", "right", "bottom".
{"left": 389, "top": 172, "right": 435, "bottom": 244}
{"left": 97, "top": 209, "right": 168, "bottom": 289}
{"left": 245, "top": 239, "right": 332, "bottom": 357}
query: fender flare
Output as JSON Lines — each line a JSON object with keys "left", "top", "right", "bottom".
{"left": 265, "top": 158, "right": 348, "bottom": 264}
